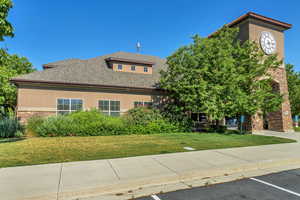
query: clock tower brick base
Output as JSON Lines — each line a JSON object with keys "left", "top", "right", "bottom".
{"left": 232, "top": 13, "right": 294, "bottom": 133}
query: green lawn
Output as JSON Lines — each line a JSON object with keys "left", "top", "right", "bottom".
{"left": 294, "top": 127, "right": 300, "bottom": 132}
{"left": 0, "top": 132, "right": 296, "bottom": 168}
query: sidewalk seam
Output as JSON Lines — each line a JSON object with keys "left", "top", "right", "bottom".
{"left": 214, "top": 150, "right": 252, "bottom": 162}
{"left": 56, "top": 163, "right": 63, "bottom": 200}
{"left": 152, "top": 157, "right": 179, "bottom": 175}
{"left": 107, "top": 160, "right": 121, "bottom": 180}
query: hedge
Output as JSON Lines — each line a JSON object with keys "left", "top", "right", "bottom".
{"left": 28, "top": 108, "right": 185, "bottom": 137}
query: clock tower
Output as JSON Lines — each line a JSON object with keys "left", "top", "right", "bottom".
{"left": 229, "top": 12, "right": 294, "bottom": 132}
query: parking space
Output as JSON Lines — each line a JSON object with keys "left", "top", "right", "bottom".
{"left": 136, "top": 169, "right": 300, "bottom": 200}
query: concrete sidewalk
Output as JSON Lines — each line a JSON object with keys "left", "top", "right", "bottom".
{"left": 1, "top": 132, "right": 300, "bottom": 200}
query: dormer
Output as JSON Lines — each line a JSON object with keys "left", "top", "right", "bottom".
{"left": 105, "top": 57, "right": 154, "bottom": 74}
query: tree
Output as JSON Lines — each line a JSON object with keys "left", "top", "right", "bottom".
{"left": 0, "top": 0, "right": 34, "bottom": 118}
{"left": 286, "top": 63, "right": 300, "bottom": 117}
{"left": 0, "top": 49, "right": 34, "bottom": 116}
{"left": 0, "top": 0, "right": 14, "bottom": 41}
{"left": 160, "top": 26, "right": 282, "bottom": 125}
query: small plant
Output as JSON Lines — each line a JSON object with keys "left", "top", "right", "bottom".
{"left": 0, "top": 118, "right": 24, "bottom": 138}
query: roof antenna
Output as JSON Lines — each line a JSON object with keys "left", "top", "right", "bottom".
{"left": 136, "top": 41, "right": 141, "bottom": 53}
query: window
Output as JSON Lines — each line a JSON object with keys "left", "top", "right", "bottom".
{"left": 134, "top": 101, "right": 143, "bottom": 108}
{"left": 131, "top": 65, "right": 136, "bottom": 71}
{"left": 134, "top": 101, "right": 152, "bottom": 108}
{"left": 57, "top": 98, "right": 83, "bottom": 115}
{"left": 117, "top": 64, "right": 123, "bottom": 70}
{"left": 143, "top": 67, "right": 148, "bottom": 72}
{"left": 144, "top": 102, "right": 153, "bottom": 107}
{"left": 99, "top": 100, "right": 120, "bottom": 116}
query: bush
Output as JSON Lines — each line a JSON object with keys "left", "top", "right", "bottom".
{"left": 36, "top": 115, "right": 76, "bottom": 137}
{"left": 0, "top": 118, "right": 24, "bottom": 138}
{"left": 27, "top": 115, "right": 45, "bottom": 135}
{"left": 124, "top": 107, "right": 163, "bottom": 126}
{"left": 206, "top": 125, "right": 228, "bottom": 133}
{"left": 36, "top": 110, "right": 127, "bottom": 136}
{"left": 123, "top": 107, "right": 181, "bottom": 134}
{"left": 35, "top": 108, "right": 184, "bottom": 137}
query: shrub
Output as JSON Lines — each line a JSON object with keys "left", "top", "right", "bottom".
{"left": 36, "top": 110, "right": 127, "bottom": 136}
{"left": 36, "top": 115, "right": 75, "bottom": 137}
{"left": 35, "top": 108, "right": 185, "bottom": 137}
{"left": 0, "top": 118, "right": 24, "bottom": 138}
{"left": 26, "top": 115, "right": 45, "bottom": 135}
{"left": 123, "top": 107, "right": 181, "bottom": 134}
{"left": 123, "top": 107, "right": 164, "bottom": 126}
{"left": 206, "top": 125, "right": 228, "bottom": 133}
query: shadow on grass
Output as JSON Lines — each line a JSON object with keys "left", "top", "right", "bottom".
{"left": 0, "top": 137, "right": 25, "bottom": 143}
{"left": 197, "top": 127, "right": 246, "bottom": 135}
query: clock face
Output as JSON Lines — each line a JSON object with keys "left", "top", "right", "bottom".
{"left": 260, "top": 31, "right": 276, "bottom": 55}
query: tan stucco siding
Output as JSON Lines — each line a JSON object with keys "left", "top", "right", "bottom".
{"left": 17, "top": 85, "right": 159, "bottom": 115}
{"left": 112, "top": 62, "right": 153, "bottom": 74}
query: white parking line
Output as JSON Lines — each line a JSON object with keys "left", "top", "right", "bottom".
{"left": 250, "top": 177, "right": 300, "bottom": 197}
{"left": 151, "top": 194, "right": 162, "bottom": 200}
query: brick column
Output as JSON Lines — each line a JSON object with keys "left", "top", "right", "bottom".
{"left": 248, "top": 67, "right": 294, "bottom": 133}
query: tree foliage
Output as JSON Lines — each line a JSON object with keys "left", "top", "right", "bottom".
{"left": 160, "top": 26, "right": 283, "bottom": 121}
{"left": 286, "top": 63, "right": 300, "bottom": 116}
{"left": 0, "top": 49, "right": 34, "bottom": 116}
{"left": 0, "top": 0, "right": 14, "bottom": 41}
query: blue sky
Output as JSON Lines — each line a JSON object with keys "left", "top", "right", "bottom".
{"left": 2, "top": 0, "right": 300, "bottom": 71}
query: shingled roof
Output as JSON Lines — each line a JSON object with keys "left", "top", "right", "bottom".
{"left": 11, "top": 52, "right": 167, "bottom": 90}
{"left": 42, "top": 58, "right": 84, "bottom": 69}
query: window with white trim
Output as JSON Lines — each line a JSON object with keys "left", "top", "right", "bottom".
{"left": 131, "top": 65, "right": 136, "bottom": 71}
{"left": 99, "top": 100, "right": 120, "bottom": 116}
{"left": 117, "top": 64, "right": 123, "bottom": 70}
{"left": 143, "top": 66, "right": 148, "bottom": 72}
{"left": 57, "top": 98, "right": 83, "bottom": 115}
{"left": 134, "top": 101, "right": 153, "bottom": 108}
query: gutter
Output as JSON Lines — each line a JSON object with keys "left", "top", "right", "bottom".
{"left": 10, "top": 78, "right": 165, "bottom": 93}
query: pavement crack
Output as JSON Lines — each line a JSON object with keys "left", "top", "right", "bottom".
{"left": 56, "top": 163, "right": 63, "bottom": 200}
{"left": 107, "top": 160, "right": 121, "bottom": 180}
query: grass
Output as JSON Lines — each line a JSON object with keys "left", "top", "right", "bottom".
{"left": 0, "top": 132, "right": 296, "bottom": 168}
{"left": 294, "top": 127, "right": 300, "bottom": 132}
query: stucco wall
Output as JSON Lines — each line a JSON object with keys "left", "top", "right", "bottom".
{"left": 17, "top": 84, "right": 162, "bottom": 122}
{"left": 112, "top": 62, "right": 153, "bottom": 74}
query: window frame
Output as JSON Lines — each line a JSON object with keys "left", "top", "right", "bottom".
{"left": 131, "top": 65, "right": 136, "bottom": 71}
{"left": 117, "top": 64, "right": 123, "bottom": 70}
{"left": 134, "top": 101, "right": 153, "bottom": 108}
{"left": 56, "top": 98, "right": 83, "bottom": 115}
{"left": 99, "top": 100, "right": 121, "bottom": 116}
{"left": 143, "top": 66, "right": 148, "bottom": 72}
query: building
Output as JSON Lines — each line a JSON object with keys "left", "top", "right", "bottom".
{"left": 11, "top": 12, "right": 294, "bottom": 133}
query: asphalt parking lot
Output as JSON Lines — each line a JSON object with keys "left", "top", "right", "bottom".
{"left": 136, "top": 169, "right": 300, "bottom": 200}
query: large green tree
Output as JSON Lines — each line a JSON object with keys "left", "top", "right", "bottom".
{"left": 0, "top": 0, "right": 34, "bottom": 117}
{"left": 0, "top": 49, "right": 34, "bottom": 114}
{"left": 0, "top": 0, "right": 14, "bottom": 41}
{"left": 160, "top": 26, "right": 282, "bottom": 123}
{"left": 286, "top": 63, "right": 300, "bottom": 117}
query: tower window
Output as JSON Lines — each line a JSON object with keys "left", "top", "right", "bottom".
{"left": 144, "top": 67, "right": 148, "bottom": 72}
{"left": 131, "top": 65, "right": 136, "bottom": 71}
